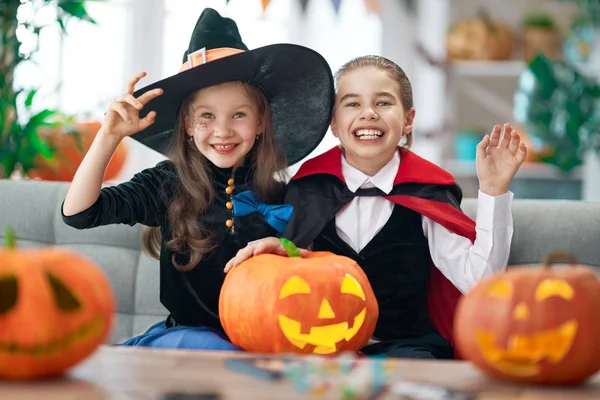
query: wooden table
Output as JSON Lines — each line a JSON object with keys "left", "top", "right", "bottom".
{"left": 2, "top": 345, "right": 600, "bottom": 399}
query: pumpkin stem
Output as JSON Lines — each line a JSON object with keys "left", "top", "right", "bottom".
{"left": 4, "top": 227, "right": 16, "bottom": 249}
{"left": 477, "top": 7, "right": 497, "bottom": 34}
{"left": 542, "top": 251, "right": 579, "bottom": 268}
{"left": 279, "top": 238, "right": 302, "bottom": 258}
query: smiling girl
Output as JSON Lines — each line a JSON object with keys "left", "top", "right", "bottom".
{"left": 61, "top": 8, "right": 333, "bottom": 350}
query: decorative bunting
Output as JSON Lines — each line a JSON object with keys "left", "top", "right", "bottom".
{"left": 363, "top": 0, "right": 380, "bottom": 15}
{"left": 299, "top": 0, "right": 310, "bottom": 13}
{"left": 330, "top": 0, "right": 342, "bottom": 14}
{"left": 261, "top": 0, "right": 271, "bottom": 12}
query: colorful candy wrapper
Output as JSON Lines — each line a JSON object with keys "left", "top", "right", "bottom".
{"left": 283, "top": 352, "right": 393, "bottom": 399}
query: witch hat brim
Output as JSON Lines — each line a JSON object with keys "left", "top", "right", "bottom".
{"left": 130, "top": 11, "right": 334, "bottom": 166}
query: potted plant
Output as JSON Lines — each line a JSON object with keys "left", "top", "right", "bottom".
{"left": 0, "top": 0, "right": 103, "bottom": 179}
{"left": 521, "top": 12, "right": 563, "bottom": 62}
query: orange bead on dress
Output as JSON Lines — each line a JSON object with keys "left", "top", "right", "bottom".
{"left": 225, "top": 219, "right": 234, "bottom": 228}
{"left": 227, "top": 178, "right": 235, "bottom": 186}
{"left": 226, "top": 201, "right": 233, "bottom": 209}
{"left": 225, "top": 186, "right": 233, "bottom": 195}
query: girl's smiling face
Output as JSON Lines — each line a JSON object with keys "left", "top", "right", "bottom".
{"left": 331, "top": 67, "right": 415, "bottom": 174}
{"left": 186, "top": 81, "right": 263, "bottom": 169}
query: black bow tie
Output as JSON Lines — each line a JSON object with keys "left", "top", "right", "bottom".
{"left": 354, "top": 186, "right": 387, "bottom": 196}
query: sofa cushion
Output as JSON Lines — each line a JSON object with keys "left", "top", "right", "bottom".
{"left": 461, "top": 198, "right": 599, "bottom": 269}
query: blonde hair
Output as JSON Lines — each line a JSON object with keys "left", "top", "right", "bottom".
{"left": 141, "top": 82, "right": 287, "bottom": 271}
{"left": 334, "top": 55, "right": 414, "bottom": 148}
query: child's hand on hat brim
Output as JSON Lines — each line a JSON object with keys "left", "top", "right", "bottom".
{"left": 99, "top": 71, "right": 164, "bottom": 140}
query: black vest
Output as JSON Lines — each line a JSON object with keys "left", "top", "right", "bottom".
{"left": 312, "top": 204, "right": 435, "bottom": 340}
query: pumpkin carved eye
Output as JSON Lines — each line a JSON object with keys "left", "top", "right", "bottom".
{"left": 279, "top": 276, "right": 311, "bottom": 299}
{"left": 535, "top": 279, "right": 574, "bottom": 302}
{"left": 0, "top": 275, "right": 18, "bottom": 314}
{"left": 340, "top": 274, "right": 366, "bottom": 300}
{"left": 46, "top": 272, "right": 81, "bottom": 311}
{"left": 487, "top": 280, "right": 512, "bottom": 298}
{"left": 0, "top": 273, "right": 81, "bottom": 314}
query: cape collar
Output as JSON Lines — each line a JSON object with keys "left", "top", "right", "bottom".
{"left": 292, "top": 146, "right": 458, "bottom": 186}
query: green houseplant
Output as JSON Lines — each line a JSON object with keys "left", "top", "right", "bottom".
{"left": 0, "top": 0, "right": 101, "bottom": 179}
{"left": 557, "top": 0, "right": 600, "bottom": 27}
{"left": 513, "top": 1, "right": 600, "bottom": 172}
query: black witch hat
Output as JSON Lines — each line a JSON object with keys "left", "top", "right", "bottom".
{"left": 131, "top": 8, "right": 334, "bottom": 165}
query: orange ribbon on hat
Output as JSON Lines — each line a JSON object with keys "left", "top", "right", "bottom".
{"left": 179, "top": 47, "right": 246, "bottom": 72}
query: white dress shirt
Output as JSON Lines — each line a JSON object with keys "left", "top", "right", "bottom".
{"left": 335, "top": 151, "right": 513, "bottom": 294}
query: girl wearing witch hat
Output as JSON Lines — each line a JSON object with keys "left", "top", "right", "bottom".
{"left": 62, "top": 8, "right": 334, "bottom": 350}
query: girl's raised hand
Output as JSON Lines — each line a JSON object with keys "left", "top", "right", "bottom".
{"left": 101, "top": 71, "right": 163, "bottom": 139}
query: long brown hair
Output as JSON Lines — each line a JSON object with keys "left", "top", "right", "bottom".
{"left": 141, "top": 81, "right": 287, "bottom": 271}
{"left": 334, "top": 55, "right": 414, "bottom": 148}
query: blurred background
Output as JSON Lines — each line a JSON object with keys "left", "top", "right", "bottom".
{"left": 2, "top": 0, "right": 599, "bottom": 201}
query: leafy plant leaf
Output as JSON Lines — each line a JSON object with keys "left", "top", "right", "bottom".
{"left": 24, "top": 89, "right": 37, "bottom": 108}
{"left": 28, "top": 131, "right": 55, "bottom": 160}
{"left": 57, "top": 1, "right": 96, "bottom": 24}
{"left": 0, "top": 0, "right": 104, "bottom": 178}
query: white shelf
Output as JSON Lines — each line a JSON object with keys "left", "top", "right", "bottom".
{"left": 450, "top": 60, "right": 526, "bottom": 78}
{"left": 443, "top": 159, "right": 582, "bottom": 181}
{"left": 451, "top": 60, "right": 600, "bottom": 79}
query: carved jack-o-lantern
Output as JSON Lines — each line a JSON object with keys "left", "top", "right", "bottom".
{"left": 219, "top": 239, "right": 378, "bottom": 354}
{"left": 454, "top": 252, "right": 600, "bottom": 385}
{"left": 0, "top": 231, "right": 115, "bottom": 380}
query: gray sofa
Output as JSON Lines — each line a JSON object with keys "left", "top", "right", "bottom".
{"left": 1, "top": 179, "right": 599, "bottom": 344}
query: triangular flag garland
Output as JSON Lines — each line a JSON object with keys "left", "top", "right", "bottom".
{"left": 224, "top": 0, "right": 391, "bottom": 16}
{"left": 363, "top": 0, "right": 380, "bottom": 15}
{"left": 330, "top": 0, "right": 342, "bottom": 14}
{"left": 261, "top": 0, "right": 271, "bottom": 12}
{"left": 299, "top": 0, "right": 309, "bottom": 12}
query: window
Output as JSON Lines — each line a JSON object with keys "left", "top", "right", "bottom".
{"left": 14, "top": 0, "right": 131, "bottom": 118}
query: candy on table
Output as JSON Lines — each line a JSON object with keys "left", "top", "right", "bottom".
{"left": 283, "top": 351, "right": 394, "bottom": 399}
{"left": 391, "top": 381, "right": 475, "bottom": 400}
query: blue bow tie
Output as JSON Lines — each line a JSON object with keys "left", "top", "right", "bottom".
{"left": 232, "top": 190, "right": 294, "bottom": 234}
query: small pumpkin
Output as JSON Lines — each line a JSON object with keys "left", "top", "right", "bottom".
{"left": 514, "top": 124, "right": 555, "bottom": 163}
{"left": 219, "top": 239, "right": 378, "bottom": 355}
{"left": 0, "top": 229, "right": 115, "bottom": 380}
{"left": 447, "top": 14, "right": 514, "bottom": 61}
{"left": 28, "top": 121, "right": 128, "bottom": 182}
{"left": 454, "top": 252, "right": 600, "bottom": 385}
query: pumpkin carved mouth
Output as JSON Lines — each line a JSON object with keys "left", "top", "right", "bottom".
{"left": 278, "top": 309, "right": 367, "bottom": 354}
{"left": 476, "top": 319, "right": 578, "bottom": 376}
{"left": 0, "top": 316, "right": 104, "bottom": 355}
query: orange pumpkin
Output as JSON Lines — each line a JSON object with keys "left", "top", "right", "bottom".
{"left": 219, "top": 239, "right": 378, "bottom": 355}
{"left": 0, "top": 229, "right": 115, "bottom": 380}
{"left": 514, "top": 124, "right": 555, "bottom": 163}
{"left": 447, "top": 17, "right": 514, "bottom": 61}
{"left": 28, "top": 121, "right": 128, "bottom": 182}
{"left": 454, "top": 252, "right": 600, "bottom": 385}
